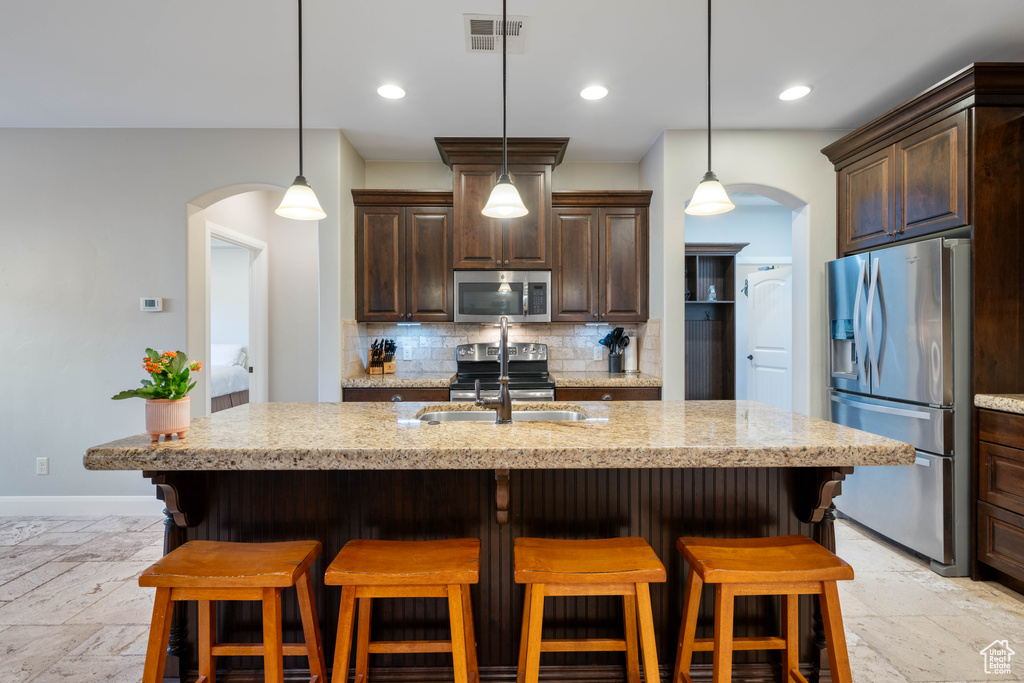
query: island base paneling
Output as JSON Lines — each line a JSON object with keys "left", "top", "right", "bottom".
{"left": 151, "top": 468, "right": 836, "bottom": 683}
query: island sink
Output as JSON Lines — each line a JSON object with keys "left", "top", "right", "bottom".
{"left": 418, "top": 409, "right": 588, "bottom": 423}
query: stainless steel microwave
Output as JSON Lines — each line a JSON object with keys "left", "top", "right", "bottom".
{"left": 453, "top": 271, "right": 551, "bottom": 323}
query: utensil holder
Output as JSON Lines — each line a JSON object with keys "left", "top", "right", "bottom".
{"left": 608, "top": 353, "right": 624, "bottom": 373}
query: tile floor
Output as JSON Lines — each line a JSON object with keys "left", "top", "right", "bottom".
{"left": 0, "top": 515, "right": 1021, "bottom": 682}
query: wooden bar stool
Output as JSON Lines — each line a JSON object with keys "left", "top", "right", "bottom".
{"left": 325, "top": 538, "right": 480, "bottom": 683}
{"left": 139, "top": 540, "right": 326, "bottom": 683}
{"left": 673, "top": 535, "right": 854, "bottom": 683}
{"left": 514, "top": 537, "right": 667, "bottom": 683}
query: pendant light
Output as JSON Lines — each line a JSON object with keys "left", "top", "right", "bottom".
{"left": 685, "top": 0, "right": 734, "bottom": 216}
{"left": 481, "top": 0, "right": 528, "bottom": 219}
{"left": 276, "top": 0, "right": 326, "bottom": 221}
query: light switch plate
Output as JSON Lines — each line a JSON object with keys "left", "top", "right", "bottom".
{"left": 403, "top": 346, "right": 412, "bottom": 361}
{"left": 593, "top": 346, "right": 603, "bottom": 361}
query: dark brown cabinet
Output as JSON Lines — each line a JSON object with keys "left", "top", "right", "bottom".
{"left": 342, "top": 387, "right": 450, "bottom": 403}
{"left": 683, "top": 243, "right": 746, "bottom": 400}
{"left": 551, "top": 192, "right": 651, "bottom": 323}
{"left": 555, "top": 386, "right": 661, "bottom": 401}
{"left": 354, "top": 191, "right": 453, "bottom": 322}
{"left": 838, "top": 146, "right": 895, "bottom": 252}
{"left": 977, "top": 409, "right": 1024, "bottom": 584}
{"left": 452, "top": 164, "right": 551, "bottom": 269}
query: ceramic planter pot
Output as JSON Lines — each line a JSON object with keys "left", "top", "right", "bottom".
{"left": 145, "top": 397, "right": 190, "bottom": 442}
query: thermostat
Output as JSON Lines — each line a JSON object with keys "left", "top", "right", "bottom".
{"left": 140, "top": 297, "right": 163, "bottom": 312}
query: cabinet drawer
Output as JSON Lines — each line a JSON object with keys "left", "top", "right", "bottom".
{"left": 979, "top": 441, "right": 1024, "bottom": 516}
{"left": 555, "top": 387, "right": 661, "bottom": 401}
{"left": 343, "top": 387, "right": 449, "bottom": 403}
{"left": 978, "top": 501, "right": 1024, "bottom": 583}
{"left": 979, "top": 409, "right": 1024, "bottom": 451}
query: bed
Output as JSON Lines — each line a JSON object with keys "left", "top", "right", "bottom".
{"left": 210, "top": 343, "right": 250, "bottom": 413}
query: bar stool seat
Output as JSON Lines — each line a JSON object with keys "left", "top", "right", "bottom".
{"left": 514, "top": 537, "right": 667, "bottom": 683}
{"left": 139, "top": 540, "right": 326, "bottom": 683}
{"left": 325, "top": 539, "right": 480, "bottom": 683}
{"left": 673, "top": 535, "right": 854, "bottom": 683}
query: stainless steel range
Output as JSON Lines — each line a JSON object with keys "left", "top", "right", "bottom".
{"left": 449, "top": 342, "right": 555, "bottom": 402}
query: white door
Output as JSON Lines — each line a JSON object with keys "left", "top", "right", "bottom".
{"left": 746, "top": 267, "right": 792, "bottom": 410}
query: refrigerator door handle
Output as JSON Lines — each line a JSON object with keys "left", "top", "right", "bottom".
{"left": 853, "top": 259, "right": 867, "bottom": 383}
{"left": 866, "top": 257, "right": 881, "bottom": 384}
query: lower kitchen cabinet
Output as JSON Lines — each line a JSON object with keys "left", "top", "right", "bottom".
{"left": 342, "top": 387, "right": 449, "bottom": 403}
{"left": 977, "top": 409, "right": 1024, "bottom": 585}
{"left": 555, "top": 386, "right": 661, "bottom": 401}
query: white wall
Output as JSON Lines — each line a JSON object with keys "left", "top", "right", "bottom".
{"left": 0, "top": 128, "right": 345, "bottom": 501}
{"left": 210, "top": 240, "right": 250, "bottom": 345}
{"left": 684, "top": 204, "right": 795, "bottom": 257}
{"left": 640, "top": 130, "right": 843, "bottom": 416}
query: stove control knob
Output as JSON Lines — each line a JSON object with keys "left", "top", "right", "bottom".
{"left": 468, "top": 348, "right": 475, "bottom": 355}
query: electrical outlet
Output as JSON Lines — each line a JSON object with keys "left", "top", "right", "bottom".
{"left": 403, "top": 345, "right": 412, "bottom": 361}
{"left": 593, "top": 346, "right": 603, "bottom": 361}
{"left": 36, "top": 457, "right": 49, "bottom": 475}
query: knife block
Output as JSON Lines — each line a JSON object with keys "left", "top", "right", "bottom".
{"left": 367, "top": 352, "right": 396, "bottom": 375}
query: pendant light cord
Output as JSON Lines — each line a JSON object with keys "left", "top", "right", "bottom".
{"left": 501, "top": 0, "right": 508, "bottom": 175}
{"left": 297, "top": 0, "right": 305, "bottom": 176}
{"left": 704, "top": 0, "right": 712, "bottom": 174}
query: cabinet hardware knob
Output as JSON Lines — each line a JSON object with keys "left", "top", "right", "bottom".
{"left": 602, "top": 394, "right": 613, "bottom": 401}
{"left": 391, "top": 394, "right": 403, "bottom": 402}
{"left": 406, "top": 313, "right": 412, "bottom": 319}
{"left": 504, "top": 259, "right": 510, "bottom": 265}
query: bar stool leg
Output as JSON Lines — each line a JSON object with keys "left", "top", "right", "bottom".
{"left": 712, "top": 585, "right": 735, "bottom": 683}
{"left": 523, "top": 584, "right": 546, "bottom": 683}
{"left": 634, "top": 583, "right": 661, "bottom": 683}
{"left": 673, "top": 569, "right": 703, "bottom": 683}
{"left": 448, "top": 584, "right": 469, "bottom": 683}
{"left": 262, "top": 587, "right": 285, "bottom": 683}
{"left": 198, "top": 600, "right": 217, "bottom": 683}
{"left": 296, "top": 571, "right": 326, "bottom": 682}
{"left": 354, "top": 597, "right": 373, "bottom": 683}
{"left": 142, "top": 587, "right": 174, "bottom": 683}
{"left": 332, "top": 586, "right": 357, "bottom": 683}
{"left": 782, "top": 594, "right": 799, "bottom": 682}
{"left": 819, "top": 582, "right": 853, "bottom": 683}
{"left": 622, "top": 593, "right": 641, "bottom": 683}
{"left": 516, "top": 584, "right": 533, "bottom": 683}
{"left": 460, "top": 584, "right": 479, "bottom": 683}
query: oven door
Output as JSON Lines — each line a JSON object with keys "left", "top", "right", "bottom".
{"left": 454, "top": 271, "right": 550, "bottom": 323}
{"left": 450, "top": 387, "right": 555, "bottom": 401}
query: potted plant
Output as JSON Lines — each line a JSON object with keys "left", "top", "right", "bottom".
{"left": 112, "top": 349, "right": 202, "bottom": 442}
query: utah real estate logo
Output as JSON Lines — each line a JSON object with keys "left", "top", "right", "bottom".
{"left": 980, "top": 640, "right": 1015, "bottom": 675}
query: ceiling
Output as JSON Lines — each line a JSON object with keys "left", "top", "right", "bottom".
{"left": 3, "top": 1, "right": 1023, "bottom": 163}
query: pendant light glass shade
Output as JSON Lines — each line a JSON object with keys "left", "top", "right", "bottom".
{"left": 686, "top": 0, "right": 734, "bottom": 217}
{"left": 276, "top": 0, "right": 324, "bottom": 221}
{"left": 482, "top": 173, "right": 528, "bottom": 218}
{"left": 685, "top": 171, "right": 734, "bottom": 216}
{"left": 277, "top": 175, "right": 326, "bottom": 220}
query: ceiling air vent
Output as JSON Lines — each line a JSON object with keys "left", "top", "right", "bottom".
{"left": 464, "top": 14, "right": 528, "bottom": 54}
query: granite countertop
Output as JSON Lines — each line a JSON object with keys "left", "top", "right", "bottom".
{"left": 340, "top": 371, "right": 454, "bottom": 389}
{"left": 551, "top": 371, "right": 662, "bottom": 387}
{"left": 85, "top": 400, "right": 914, "bottom": 471}
{"left": 975, "top": 394, "right": 1024, "bottom": 415}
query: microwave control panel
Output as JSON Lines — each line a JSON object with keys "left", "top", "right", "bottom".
{"left": 528, "top": 283, "right": 547, "bottom": 315}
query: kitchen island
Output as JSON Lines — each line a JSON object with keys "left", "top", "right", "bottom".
{"left": 85, "top": 401, "right": 913, "bottom": 683}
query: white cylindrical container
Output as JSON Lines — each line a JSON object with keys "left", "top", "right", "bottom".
{"left": 624, "top": 338, "right": 638, "bottom": 372}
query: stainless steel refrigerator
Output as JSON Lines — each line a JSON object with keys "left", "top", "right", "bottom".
{"left": 826, "top": 237, "right": 970, "bottom": 576}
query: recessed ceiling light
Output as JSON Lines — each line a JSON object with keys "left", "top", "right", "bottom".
{"left": 779, "top": 85, "right": 812, "bottom": 101}
{"left": 580, "top": 85, "right": 609, "bottom": 101}
{"left": 377, "top": 84, "right": 406, "bottom": 100}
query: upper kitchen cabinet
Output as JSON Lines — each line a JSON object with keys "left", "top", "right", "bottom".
{"left": 354, "top": 190, "right": 454, "bottom": 322}
{"left": 837, "top": 146, "right": 896, "bottom": 252}
{"left": 551, "top": 191, "right": 651, "bottom": 323}
{"left": 436, "top": 138, "right": 568, "bottom": 270}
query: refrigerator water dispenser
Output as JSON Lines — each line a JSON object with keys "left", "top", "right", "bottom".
{"left": 830, "top": 319, "right": 857, "bottom": 378}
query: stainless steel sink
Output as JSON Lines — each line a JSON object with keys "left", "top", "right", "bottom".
{"left": 419, "top": 410, "right": 588, "bottom": 423}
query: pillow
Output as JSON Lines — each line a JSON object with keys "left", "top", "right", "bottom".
{"left": 210, "top": 343, "right": 243, "bottom": 366}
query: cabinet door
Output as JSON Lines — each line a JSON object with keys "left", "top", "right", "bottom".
{"left": 504, "top": 165, "right": 552, "bottom": 268}
{"left": 599, "top": 207, "right": 648, "bottom": 322}
{"left": 453, "top": 165, "right": 502, "bottom": 268}
{"left": 838, "top": 146, "right": 895, "bottom": 254}
{"left": 407, "top": 207, "right": 453, "bottom": 322}
{"left": 355, "top": 207, "right": 405, "bottom": 321}
{"left": 897, "top": 111, "right": 969, "bottom": 238}
{"left": 551, "top": 208, "right": 599, "bottom": 322}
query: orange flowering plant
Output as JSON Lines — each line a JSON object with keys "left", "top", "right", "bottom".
{"left": 111, "top": 349, "right": 202, "bottom": 401}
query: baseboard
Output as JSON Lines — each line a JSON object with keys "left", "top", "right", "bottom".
{"left": 0, "top": 495, "right": 164, "bottom": 517}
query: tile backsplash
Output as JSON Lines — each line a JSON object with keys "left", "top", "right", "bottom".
{"left": 342, "top": 319, "right": 662, "bottom": 378}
